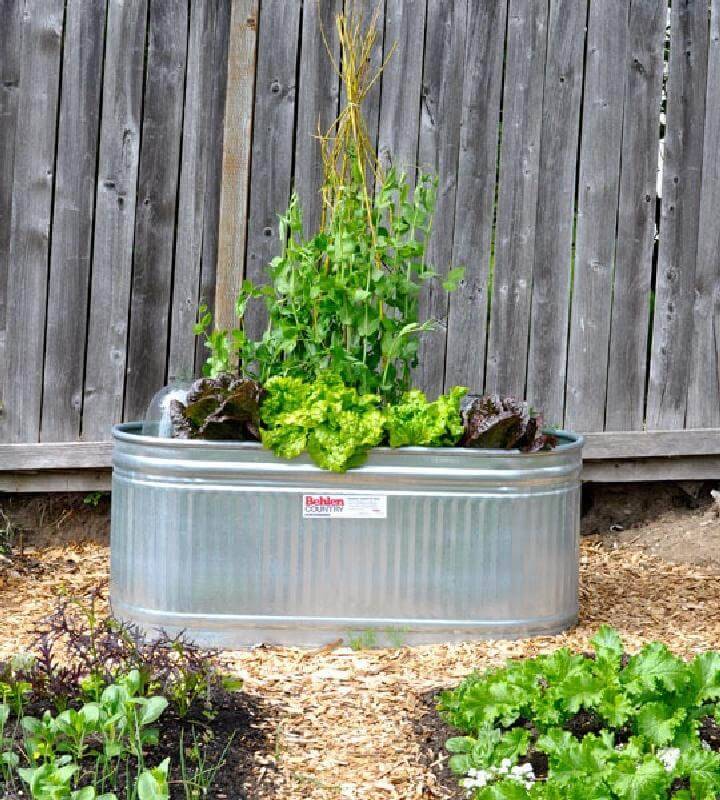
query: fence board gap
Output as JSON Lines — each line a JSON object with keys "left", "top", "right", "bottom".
{"left": 647, "top": 0, "right": 710, "bottom": 429}
{"left": 605, "top": 0, "right": 667, "bottom": 432}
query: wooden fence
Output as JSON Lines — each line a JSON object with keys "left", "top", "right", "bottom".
{"left": 1, "top": 0, "right": 720, "bottom": 484}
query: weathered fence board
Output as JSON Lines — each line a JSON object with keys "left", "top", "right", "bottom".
{"left": 194, "top": 0, "right": 231, "bottom": 372}
{"left": 416, "top": 0, "right": 468, "bottom": 398}
{"left": 1, "top": 0, "right": 720, "bottom": 480}
{"left": 0, "top": 0, "right": 22, "bottom": 421}
{"left": 526, "top": 0, "right": 587, "bottom": 426}
{"left": 444, "top": 0, "right": 507, "bottom": 394}
{"left": 168, "top": 0, "right": 220, "bottom": 383}
{"left": 215, "top": 0, "right": 259, "bottom": 332}
{"left": 565, "top": 0, "right": 629, "bottom": 432}
{"left": 605, "top": 0, "right": 667, "bottom": 432}
{"left": 686, "top": 0, "right": 720, "bottom": 428}
{"left": 485, "top": 0, "right": 548, "bottom": 399}
{"left": 124, "top": 1, "right": 188, "bottom": 421}
{"left": 294, "top": 0, "right": 342, "bottom": 239}
{"left": 0, "top": 0, "right": 64, "bottom": 444}
{"left": 242, "top": 0, "right": 300, "bottom": 340}
{"left": 41, "top": 0, "right": 106, "bottom": 442}
{"left": 376, "top": 0, "right": 426, "bottom": 177}
{"left": 82, "top": 0, "right": 148, "bottom": 440}
{"left": 9, "top": 427, "right": 720, "bottom": 474}
{"left": 647, "top": 0, "right": 710, "bottom": 430}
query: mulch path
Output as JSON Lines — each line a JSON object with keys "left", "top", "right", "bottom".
{"left": 2, "top": 533, "right": 720, "bottom": 799}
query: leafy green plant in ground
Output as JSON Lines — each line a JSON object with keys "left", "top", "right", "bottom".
{"left": 24, "top": 592, "right": 229, "bottom": 718}
{"left": 439, "top": 626, "right": 720, "bottom": 799}
{"left": 0, "top": 593, "right": 248, "bottom": 800}
{"left": 2, "top": 668, "right": 168, "bottom": 800}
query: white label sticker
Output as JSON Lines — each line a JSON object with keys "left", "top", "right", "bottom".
{"left": 302, "top": 493, "right": 387, "bottom": 519}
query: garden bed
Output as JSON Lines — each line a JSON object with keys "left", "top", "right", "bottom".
{"left": 2, "top": 498, "right": 720, "bottom": 799}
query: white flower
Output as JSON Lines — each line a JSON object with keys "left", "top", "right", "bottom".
{"left": 702, "top": 740, "right": 711, "bottom": 751}
{"left": 461, "top": 769, "right": 490, "bottom": 790}
{"left": 509, "top": 763, "right": 535, "bottom": 784}
{"left": 497, "top": 758, "right": 512, "bottom": 775}
{"left": 658, "top": 747, "right": 680, "bottom": 772}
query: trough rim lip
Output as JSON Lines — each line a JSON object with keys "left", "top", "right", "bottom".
{"left": 113, "top": 422, "right": 584, "bottom": 457}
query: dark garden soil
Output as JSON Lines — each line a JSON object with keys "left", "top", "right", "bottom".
{"left": 581, "top": 481, "right": 720, "bottom": 571}
{"left": 0, "top": 691, "right": 278, "bottom": 800}
{"left": 412, "top": 687, "right": 463, "bottom": 799}
{"left": 157, "top": 691, "right": 279, "bottom": 799}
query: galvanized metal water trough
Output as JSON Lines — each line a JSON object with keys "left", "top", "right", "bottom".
{"left": 111, "top": 423, "right": 583, "bottom": 648}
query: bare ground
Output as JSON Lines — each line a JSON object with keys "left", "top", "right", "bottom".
{"left": 1, "top": 485, "right": 720, "bottom": 799}
{"left": 581, "top": 481, "right": 720, "bottom": 570}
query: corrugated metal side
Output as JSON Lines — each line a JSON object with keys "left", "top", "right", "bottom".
{"left": 111, "top": 424, "right": 582, "bottom": 647}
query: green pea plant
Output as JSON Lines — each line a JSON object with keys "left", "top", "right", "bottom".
{"left": 193, "top": 8, "right": 463, "bottom": 406}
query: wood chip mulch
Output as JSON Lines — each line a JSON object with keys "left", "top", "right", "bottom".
{"left": 1, "top": 539, "right": 719, "bottom": 799}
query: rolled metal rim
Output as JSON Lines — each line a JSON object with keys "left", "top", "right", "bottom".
{"left": 113, "top": 422, "right": 584, "bottom": 456}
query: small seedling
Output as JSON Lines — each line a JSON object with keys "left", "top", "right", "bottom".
{"left": 0, "top": 509, "right": 15, "bottom": 557}
{"left": 82, "top": 492, "right": 104, "bottom": 508}
{"left": 347, "top": 629, "right": 378, "bottom": 651}
{"left": 383, "top": 627, "right": 410, "bottom": 649}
